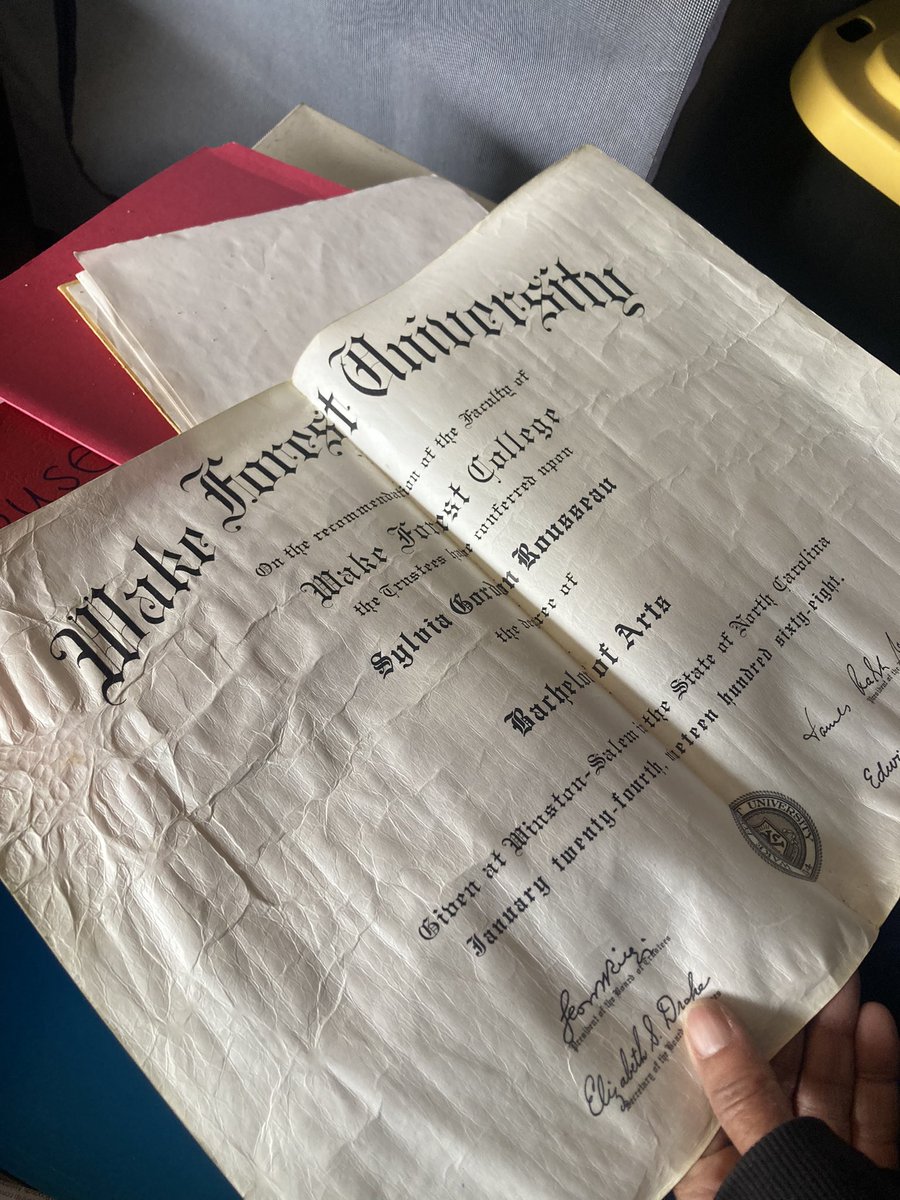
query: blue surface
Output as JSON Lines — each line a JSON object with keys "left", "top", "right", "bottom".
{"left": 0, "top": 883, "right": 239, "bottom": 1200}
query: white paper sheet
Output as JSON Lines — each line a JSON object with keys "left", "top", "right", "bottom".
{"left": 75, "top": 176, "right": 485, "bottom": 429}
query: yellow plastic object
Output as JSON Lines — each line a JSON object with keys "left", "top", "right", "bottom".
{"left": 791, "top": 0, "right": 900, "bottom": 204}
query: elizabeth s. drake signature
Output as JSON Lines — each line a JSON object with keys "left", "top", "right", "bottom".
{"left": 847, "top": 632, "right": 900, "bottom": 703}
{"left": 582, "top": 969, "right": 711, "bottom": 1117}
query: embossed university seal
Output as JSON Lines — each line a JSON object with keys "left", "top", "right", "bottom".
{"left": 730, "top": 791, "right": 822, "bottom": 881}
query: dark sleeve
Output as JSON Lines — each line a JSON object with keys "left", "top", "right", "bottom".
{"left": 716, "top": 1117, "right": 900, "bottom": 1200}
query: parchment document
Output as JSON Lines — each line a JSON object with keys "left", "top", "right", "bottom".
{"left": 0, "top": 149, "right": 898, "bottom": 1200}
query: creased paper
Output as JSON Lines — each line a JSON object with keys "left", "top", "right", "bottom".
{"left": 1, "top": 148, "right": 898, "bottom": 1200}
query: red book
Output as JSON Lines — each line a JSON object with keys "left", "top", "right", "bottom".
{"left": 0, "top": 144, "right": 348, "bottom": 464}
{"left": 0, "top": 404, "right": 113, "bottom": 530}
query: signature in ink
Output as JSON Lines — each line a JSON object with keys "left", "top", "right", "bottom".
{"left": 847, "top": 632, "right": 900, "bottom": 698}
{"left": 582, "top": 969, "right": 711, "bottom": 1117}
{"left": 802, "top": 703, "right": 851, "bottom": 743}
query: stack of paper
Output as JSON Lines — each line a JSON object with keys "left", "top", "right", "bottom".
{"left": 0, "top": 132, "right": 483, "bottom": 535}
{"left": 0, "top": 143, "right": 349, "bottom": 466}
{"left": 69, "top": 176, "right": 485, "bottom": 430}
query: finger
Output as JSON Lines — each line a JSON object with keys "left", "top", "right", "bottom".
{"left": 692, "top": 1127, "right": 731, "bottom": 1161}
{"left": 674, "top": 1138, "right": 739, "bottom": 1200}
{"left": 771, "top": 1028, "right": 805, "bottom": 1102}
{"left": 684, "top": 998, "right": 793, "bottom": 1154}
{"left": 795, "top": 975, "right": 860, "bottom": 1141}
{"left": 852, "top": 1002, "right": 899, "bottom": 1170}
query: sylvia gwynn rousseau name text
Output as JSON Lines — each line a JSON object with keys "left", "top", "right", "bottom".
{"left": 326, "top": 258, "right": 645, "bottom": 396}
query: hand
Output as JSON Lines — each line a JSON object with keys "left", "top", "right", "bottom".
{"left": 674, "top": 974, "right": 899, "bottom": 1200}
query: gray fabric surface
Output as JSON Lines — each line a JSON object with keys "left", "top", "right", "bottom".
{"left": 1, "top": 0, "right": 729, "bottom": 232}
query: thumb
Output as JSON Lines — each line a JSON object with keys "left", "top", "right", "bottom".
{"left": 684, "top": 998, "right": 793, "bottom": 1154}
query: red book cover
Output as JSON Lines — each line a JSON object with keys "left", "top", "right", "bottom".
{"left": 0, "top": 404, "right": 113, "bottom": 530}
{"left": 0, "top": 144, "right": 348, "bottom": 464}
